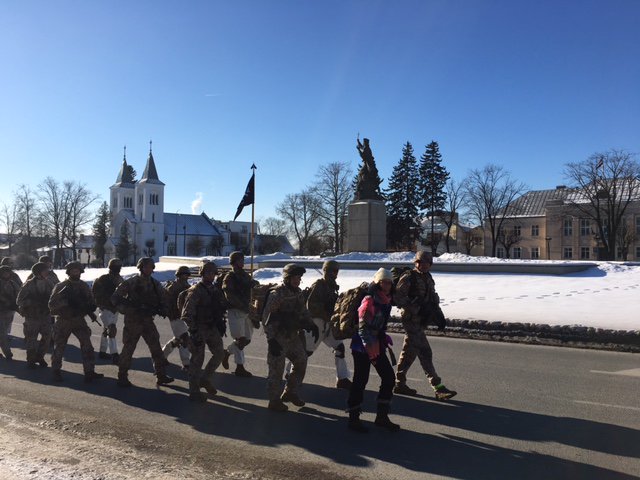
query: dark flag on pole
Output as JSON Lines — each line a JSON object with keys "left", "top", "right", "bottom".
{"left": 233, "top": 172, "right": 255, "bottom": 220}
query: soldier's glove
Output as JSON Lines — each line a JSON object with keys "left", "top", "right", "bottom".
{"left": 267, "top": 338, "right": 282, "bottom": 357}
{"left": 304, "top": 323, "right": 320, "bottom": 344}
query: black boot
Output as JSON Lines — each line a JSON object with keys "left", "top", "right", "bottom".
{"left": 347, "top": 409, "right": 368, "bottom": 433}
{"left": 375, "top": 403, "right": 400, "bottom": 432}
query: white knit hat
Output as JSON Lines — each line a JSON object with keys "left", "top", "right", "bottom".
{"left": 373, "top": 267, "right": 393, "bottom": 283}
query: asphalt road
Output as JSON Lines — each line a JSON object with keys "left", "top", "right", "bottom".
{"left": 1, "top": 314, "right": 638, "bottom": 480}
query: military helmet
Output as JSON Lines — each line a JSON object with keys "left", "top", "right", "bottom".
{"left": 38, "top": 255, "right": 52, "bottom": 264}
{"left": 229, "top": 251, "right": 244, "bottom": 265}
{"left": 199, "top": 261, "right": 218, "bottom": 276}
{"left": 65, "top": 261, "right": 85, "bottom": 274}
{"left": 322, "top": 260, "right": 339, "bottom": 273}
{"left": 31, "top": 262, "right": 49, "bottom": 276}
{"left": 0, "top": 265, "right": 12, "bottom": 275}
{"left": 136, "top": 257, "right": 155, "bottom": 270}
{"left": 0, "top": 257, "right": 12, "bottom": 266}
{"left": 283, "top": 263, "right": 306, "bottom": 278}
{"left": 414, "top": 250, "right": 433, "bottom": 263}
{"left": 108, "top": 258, "right": 123, "bottom": 269}
{"left": 176, "top": 265, "right": 191, "bottom": 277}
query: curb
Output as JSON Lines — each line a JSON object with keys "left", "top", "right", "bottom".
{"left": 387, "top": 319, "right": 640, "bottom": 353}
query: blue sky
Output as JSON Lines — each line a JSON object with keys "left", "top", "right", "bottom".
{"left": 1, "top": 1, "right": 638, "bottom": 226}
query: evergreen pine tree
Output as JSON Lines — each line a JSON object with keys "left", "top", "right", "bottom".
{"left": 92, "top": 201, "right": 110, "bottom": 266}
{"left": 116, "top": 222, "right": 131, "bottom": 265}
{"left": 419, "top": 141, "right": 449, "bottom": 254}
{"left": 385, "top": 142, "right": 422, "bottom": 250}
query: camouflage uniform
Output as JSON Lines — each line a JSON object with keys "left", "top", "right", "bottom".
{"left": 181, "top": 281, "right": 227, "bottom": 395}
{"left": 394, "top": 268, "right": 442, "bottom": 388}
{"left": 111, "top": 273, "right": 170, "bottom": 381}
{"left": 286, "top": 276, "right": 351, "bottom": 384}
{"left": 17, "top": 276, "right": 54, "bottom": 365}
{"left": 262, "top": 283, "right": 312, "bottom": 403}
{"left": 222, "top": 266, "right": 258, "bottom": 373}
{"left": 0, "top": 270, "right": 20, "bottom": 358}
{"left": 92, "top": 270, "right": 123, "bottom": 358}
{"left": 48, "top": 278, "right": 98, "bottom": 374}
{"left": 162, "top": 276, "right": 191, "bottom": 369}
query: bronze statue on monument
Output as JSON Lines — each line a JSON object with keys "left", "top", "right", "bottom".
{"left": 355, "top": 136, "right": 384, "bottom": 201}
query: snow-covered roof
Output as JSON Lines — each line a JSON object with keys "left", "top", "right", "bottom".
{"left": 164, "top": 212, "right": 222, "bottom": 237}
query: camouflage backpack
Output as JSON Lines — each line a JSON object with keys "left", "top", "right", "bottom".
{"left": 249, "top": 282, "right": 278, "bottom": 327}
{"left": 329, "top": 282, "right": 370, "bottom": 340}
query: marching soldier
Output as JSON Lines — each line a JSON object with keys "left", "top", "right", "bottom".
{"left": 262, "top": 263, "right": 318, "bottom": 412}
{"left": 26, "top": 255, "right": 61, "bottom": 285}
{"left": 162, "top": 266, "right": 192, "bottom": 372}
{"left": 0, "top": 257, "right": 23, "bottom": 287}
{"left": 92, "top": 258, "right": 124, "bottom": 363}
{"left": 0, "top": 265, "right": 20, "bottom": 359}
{"left": 393, "top": 251, "right": 457, "bottom": 400}
{"left": 111, "top": 257, "right": 173, "bottom": 387}
{"left": 181, "top": 262, "right": 227, "bottom": 402}
{"left": 17, "top": 262, "right": 54, "bottom": 368}
{"left": 221, "top": 251, "right": 259, "bottom": 377}
{"left": 48, "top": 262, "right": 104, "bottom": 382}
{"left": 285, "top": 259, "right": 351, "bottom": 389}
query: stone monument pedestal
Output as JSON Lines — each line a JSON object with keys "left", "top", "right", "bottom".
{"left": 347, "top": 200, "right": 386, "bottom": 252}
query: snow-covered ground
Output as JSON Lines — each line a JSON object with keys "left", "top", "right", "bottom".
{"left": 16, "top": 253, "right": 639, "bottom": 331}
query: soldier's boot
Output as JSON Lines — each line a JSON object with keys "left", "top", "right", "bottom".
{"left": 200, "top": 379, "right": 217, "bottom": 396}
{"left": 434, "top": 384, "right": 457, "bottom": 401}
{"left": 84, "top": 371, "right": 105, "bottom": 383}
{"left": 52, "top": 369, "right": 63, "bottom": 382}
{"left": 280, "top": 390, "right": 305, "bottom": 407}
{"left": 37, "top": 357, "right": 48, "bottom": 368}
{"left": 347, "top": 409, "right": 368, "bottom": 433}
{"left": 117, "top": 370, "right": 133, "bottom": 388}
{"left": 374, "top": 403, "right": 400, "bottom": 432}
{"left": 156, "top": 373, "right": 175, "bottom": 386}
{"left": 111, "top": 353, "right": 120, "bottom": 365}
{"left": 268, "top": 399, "right": 288, "bottom": 412}
{"left": 189, "top": 391, "right": 208, "bottom": 402}
{"left": 336, "top": 378, "right": 352, "bottom": 390}
{"left": 234, "top": 364, "right": 252, "bottom": 378}
{"left": 221, "top": 350, "right": 230, "bottom": 370}
{"left": 98, "top": 351, "right": 111, "bottom": 360}
{"left": 393, "top": 382, "right": 417, "bottom": 396}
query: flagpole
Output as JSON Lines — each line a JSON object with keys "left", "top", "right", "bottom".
{"left": 250, "top": 163, "right": 257, "bottom": 278}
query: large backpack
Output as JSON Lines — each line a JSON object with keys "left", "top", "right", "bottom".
{"left": 249, "top": 282, "right": 278, "bottom": 326}
{"left": 329, "top": 282, "right": 370, "bottom": 340}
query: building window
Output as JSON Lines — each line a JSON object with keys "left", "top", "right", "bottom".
{"left": 531, "top": 225, "right": 539, "bottom": 236}
{"left": 636, "top": 246, "right": 640, "bottom": 259}
{"left": 636, "top": 216, "right": 640, "bottom": 235}
{"left": 580, "top": 247, "right": 590, "bottom": 259}
{"left": 496, "top": 247, "right": 505, "bottom": 258}
{"left": 152, "top": 213, "right": 155, "bottom": 222}
{"left": 531, "top": 247, "right": 540, "bottom": 259}
{"left": 168, "top": 243, "right": 176, "bottom": 255}
{"left": 513, "top": 226, "right": 521, "bottom": 237}
{"left": 563, "top": 247, "right": 573, "bottom": 259}
{"left": 124, "top": 197, "right": 132, "bottom": 209}
{"left": 150, "top": 193, "right": 159, "bottom": 205}
{"left": 563, "top": 219, "right": 573, "bottom": 237}
{"left": 580, "top": 219, "right": 591, "bottom": 236}
{"left": 513, "top": 247, "right": 521, "bottom": 259}
{"left": 138, "top": 194, "right": 143, "bottom": 206}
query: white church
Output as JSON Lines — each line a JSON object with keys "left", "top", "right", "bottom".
{"left": 108, "top": 144, "right": 231, "bottom": 264}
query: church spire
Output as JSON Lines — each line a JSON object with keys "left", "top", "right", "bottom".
{"left": 140, "top": 139, "right": 164, "bottom": 184}
{"left": 115, "top": 145, "right": 135, "bottom": 185}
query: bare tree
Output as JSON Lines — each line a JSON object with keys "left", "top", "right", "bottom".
{"left": 1, "top": 202, "right": 19, "bottom": 256}
{"left": 260, "top": 217, "right": 288, "bottom": 236}
{"left": 65, "top": 181, "right": 99, "bottom": 260}
{"left": 38, "top": 177, "right": 70, "bottom": 267}
{"left": 311, "top": 162, "right": 353, "bottom": 253}
{"left": 463, "top": 164, "right": 527, "bottom": 257}
{"left": 276, "top": 190, "right": 324, "bottom": 255}
{"left": 440, "top": 178, "right": 465, "bottom": 253}
{"left": 564, "top": 149, "right": 640, "bottom": 260}
{"left": 15, "top": 184, "right": 39, "bottom": 256}
{"left": 496, "top": 222, "right": 522, "bottom": 258}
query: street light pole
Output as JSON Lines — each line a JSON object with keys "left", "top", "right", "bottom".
{"left": 545, "top": 237, "right": 552, "bottom": 260}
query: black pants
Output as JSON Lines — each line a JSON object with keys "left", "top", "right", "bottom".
{"left": 347, "top": 346, "right": 394, "bottom": 411}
